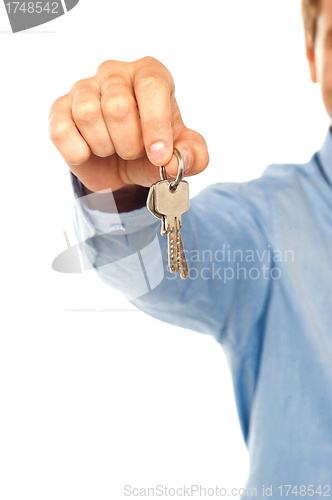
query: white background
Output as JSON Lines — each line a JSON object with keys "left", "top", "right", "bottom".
{"left": 0, "top": 1, "right": 330, "bottom": 499}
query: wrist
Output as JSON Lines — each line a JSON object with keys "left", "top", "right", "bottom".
{"left": 81, "top": 183, "right": 149, "bottom": 213}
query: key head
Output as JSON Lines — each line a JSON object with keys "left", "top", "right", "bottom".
{"left": 154, "top": 180, "right": 190, "bottom": 217}
{"left": 146, "top": 184, "right": 167, "bottom": 235}
{"left": 147, "top": 185, "right": 161, "bottom": 219}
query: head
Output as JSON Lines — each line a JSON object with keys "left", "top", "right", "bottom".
{"left": 303, "top": 0, "right": 332, "bottom": 119}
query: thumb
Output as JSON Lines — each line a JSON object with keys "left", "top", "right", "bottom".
{"left": 163, "top": 127, "right": 210, "bottom": 179}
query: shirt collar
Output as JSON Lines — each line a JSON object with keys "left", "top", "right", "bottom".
{"left": 317, "top": 127, "right": 332, "bottom": 186}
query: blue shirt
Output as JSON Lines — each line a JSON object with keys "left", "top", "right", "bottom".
{"left": 70, "top": 129, "right": 332, "bottom": 496}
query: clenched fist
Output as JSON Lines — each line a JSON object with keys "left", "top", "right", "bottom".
{"left": 49, "top": 57, "right": 209, "bottom": 194}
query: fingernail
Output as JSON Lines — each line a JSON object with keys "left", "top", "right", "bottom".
{"left": 149, "top": 141, "right": 169, "bottom": 161}
{"left": 183, "top": 149, "right": 192, "bottom": 174}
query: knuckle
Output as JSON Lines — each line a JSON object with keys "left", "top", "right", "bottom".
{"left": 97, "top": 59, "right": 122, "bottom": 74}
{"left": 73, "top": 101, "right": 100, "bottom": 126}
{"left": 91, "top": 143, "right": 115, "bottom": 157}
{"left": 101, "top": 77, "right": 127, "bottom": 95}
{"left": 71, "top": 149, "right": 91, "bottom": 165}
{"left": 136, "top": 74, "right": 164, "bottom": 93}
{"left": 120, "top": 146, "right": 145, "bottom": 160}
{"left": 51, "top": 94, "right": 67, "bottom": 110}
{"left": 141, "top": 56, "right": 160, "bottom": 65}
{"left": 103, "top": 95, "right": 132, "bottom": 121}
{"left": 49, "top": 95, "right": 68, "bottom": 119}
{"left": 93, "top": 148, "right": 115, "bottom": 158}
{"left": 138, "top": 57, "right": 174, "bottom": 92}
{"left": 49, "top": 120, "right": 71, "bottom": 142}
{"left": 70, "top": 78, "right": 89, "bottom": 93}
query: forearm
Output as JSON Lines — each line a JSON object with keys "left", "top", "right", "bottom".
{"left": 73, "top": 177, "right": 271, "bottom": 345}
{"left": 72, "top": 179, "right": 237, "bottom": 339}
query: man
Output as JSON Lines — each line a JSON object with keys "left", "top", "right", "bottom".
{"left": 49, "top": 0, "right": 332, "bottom": 493}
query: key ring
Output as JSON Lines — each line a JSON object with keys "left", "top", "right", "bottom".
{"left": 160, "top": 148, "right": 183, "bottom": 191}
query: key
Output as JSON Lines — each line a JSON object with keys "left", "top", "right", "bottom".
{"left": 147, "top": 147, "right": 190, "bottom": 279}
{"left": 148, "top": 183, "right": 181, "bottom": 273}
{"left": 147, "top": 184, "right": 167, "bottom": 235}
{"left": 148, "top": 183, "right": 187, "bottom": 276}
{"left": 154, "top": 180, "right": 190, "bottom": 278}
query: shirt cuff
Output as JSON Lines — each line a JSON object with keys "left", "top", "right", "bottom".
{"left": 69, "top": 171, "right": 158, "bottom": 234}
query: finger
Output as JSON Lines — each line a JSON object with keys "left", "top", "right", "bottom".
{"left": 71, "top": 79, "right": 115, "bottom": 158}
{"left": 165, "top": 129, "right": 210, "bottom": 179}
{"left": 49, "top": 94, "right": 91, "bottom": 165}
{"left": 121, "top": 128, "right": 209, "bottom": 188}
{"left": 132, "top": 57, "right": 175, "bottom": 166}
{"left": 150, "top": 98, "right": 209, "bottom": 179}
{"left": 99, "top": 75, "right": 145, "bottom": 161}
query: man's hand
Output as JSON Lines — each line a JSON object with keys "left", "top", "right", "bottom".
{"left": 49, "top": 57, "right": 209, "bottom": 194}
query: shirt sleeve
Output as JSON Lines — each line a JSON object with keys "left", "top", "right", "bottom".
{"left": 70, "top": 172, "right": 272, "bottom": 347}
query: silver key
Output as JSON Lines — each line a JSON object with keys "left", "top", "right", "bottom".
{"left": 147, "top": 147, "right": 190, "bottom": 279}
{"left": 147, "top": 184, "right": 167, "bottom": 235}
{"left": 148, "top": 182, "right": 188, "bottom": 277}
{"left": 154, "top": 180, "right": 190, "bottom": 278}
